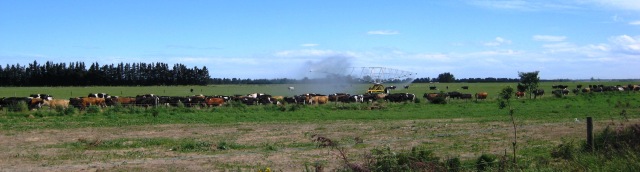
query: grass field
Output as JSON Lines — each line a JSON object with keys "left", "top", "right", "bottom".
{"left": 1, "top": 82, "right": 639, "bottom": 171}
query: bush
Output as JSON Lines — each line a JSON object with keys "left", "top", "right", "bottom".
{"left": 551, "top": 140, "right": 575, "bottom": 160}
{"left": 446, "top": 157, "right": 461, "bottom": 172}
{"left": 589, "top": 124, "right": 640, "bottom": 152}
{"left": 476, "top": 154, "right": 497, "bottom": 171}
{"left": 370, "top": 146, "right": 442, "bottom": 171}
{"left": 8, "top": 101, "right": 29, "bottom": 112}
{"left": 85, "top": 105, "right": 101, "bottom": 114}
{"left": 430, "top": 96, "right": 447, "bottom": 104}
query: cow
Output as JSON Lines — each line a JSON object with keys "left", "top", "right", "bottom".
{"left": 386, "top": 86, "right": 397, "bottom": 90}
{"left": 582, "top": 88, "right": 591, "bottom": 93}
{"left": 572, "top": 88, "right": 580, "bottom": 95}
{"left": 30, "top": 94, "right": 53, "bottom": 100}
{"left": 189, "top": 95, "right": 207, "bottom": 107}
{"left": 329, "top": 93, "right": 351, "bottom": 103}
{"left": 448, "top": 91, "right": 462, "bottom": 99}
{"left": 204, "top": 97, "right": 225, "bottom": 107}
{"left": 385, "top": 93, "right": 415, "bottom": 102}
{"left": 239, "top": 97, "right": 258, "bottom": 105}
{"left": 576, "top": 85, "right": 583, "bottom": 89}
{"left": 404, "top": 85, "right": 410, "bottom": 89}
{"left": 271, "top": 96, "right": 284, "bottom": 104}
{"left": 533, "top": 89, "right": 545, "bottom": 99}
{"left": 42, "top": 99, "right": 70, "bottom": 110}
{"left": 429, "top": 86, "right": 437, "bottom": 90}
{"left": 88, "top": 93, "right": 110, "bottom": 99}
{"left": 475, "top": 92, "right": 488, "bottom": 101}
{"left": 136, "top": 94, "right": 159, "bottom": 107}
{"left": 288, "top": 87, "right": 294, "bottom": 91}
{"left": 70, "top": 97, "right": 106, "bottom": 110}
{"left": 361, "top": 94, "right": 376, "bottom": 103}
{"left": 460, "top": 94, "right": 473, "bottom": 100}
{"left": 2, "top": 97, "right": 39, "bottom": 110}
{"left": 283, "top": 96, "right": 298, "bottom": 104}
{"left": 113, "top": 97, "right": 136, "bottom": 106}
{"left": 423, "top": 93, "right": 441, "bottom": 102}
{"left": 515, "top": 91, "right": 525, "bottom": 99}
{"left": 349, "top": 95, "right": 364, "bottom": 103}
{"left": 552, "top": 90, "right": 563, "bottom": 97}
{"left": 257, "top": 94, "right": 274, "bottom": 105}
{"left": 461, "top": 86, "right": 469, "bottom": 90}
{"left": 161, "top": 96, "right": 191, "bottom": 107}
{"left": 306, "top": 94, "right": 328, "bottom": 105}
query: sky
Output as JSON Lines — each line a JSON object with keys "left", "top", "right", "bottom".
{"left": 1, "top": 0, "right": 639, "bottom": 80}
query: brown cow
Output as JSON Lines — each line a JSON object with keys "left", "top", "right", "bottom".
{"left": 423, "top": 93, "right": 439, "bottom": 101}
{"left": 515, "top": 91, "right": 525, "bottom": 99}
{"left": 29, "top": 98, "right": 44, "bottom": 109}
{"left": 311, "top": 95, "right": 329, "bottom": 105}
{"left": 114, "top": 97, "right": 136, "bottom": 106}
{"left": 42, "top": 99, "right": 70, "bottom": 110}
{"left": 475, "top": 92, "right": 488, "bottom": 101}
{"left": 80, "top": 97, "right": 106, "bottom": 109}
{"left": 205, "top": 97, "right": 225, "bottom": 107}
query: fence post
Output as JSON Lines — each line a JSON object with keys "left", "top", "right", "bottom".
{"left": 586, "top": 117, "right": 594, "bottom": 152}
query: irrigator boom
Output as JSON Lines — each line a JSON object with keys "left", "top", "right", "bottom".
{"left": 311, "top": 67, "right": 416, "bottom": 94}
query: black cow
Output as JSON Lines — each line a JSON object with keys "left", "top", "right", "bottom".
{"left": 385, "top": 93, "right": 415, "bottom": 102}
{"left": 460, "top": 94, "right": 472, "bottom": 99}
{"left": 136, "top": 94, "right": 159, "bottom": 107}
{"left": 429, "top": 86, "right": 437, "bottom": 90}
{"left": 30, "top": 94, "right": 53, "bottom": 100}
{"left": 461, "top": 86, "right": 469, "bottom": 90}
{"left": 283, "top": 97, "right": 297, "bottom": 104}
{"left": 88, "top": 93, "right": 110, "bottom": 99}
{"left": 448, "top": 91, "right": 462, "bottom": 99}
{"left": 533, "top": 89, "right": 545, "bottom": 99}
{"left": 404, "top": 85, "right": 410, "bottom": 89}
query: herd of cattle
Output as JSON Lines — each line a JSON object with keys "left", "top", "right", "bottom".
{"left": 0, "top": 92, "right": 420, "bottom": 111}
{"left": 1, "top": 84, "right": 638, "bottom": 111}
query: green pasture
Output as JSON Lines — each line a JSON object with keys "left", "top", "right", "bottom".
{"left": 1, "top": 81, "right": 636, "bottom": 99}
{"left": 1, "top": 82, "right": 639, "bottom": 171}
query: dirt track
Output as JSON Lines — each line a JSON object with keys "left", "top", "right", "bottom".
{"left": 1, "top": 119, "right": 633, "bottom": 171}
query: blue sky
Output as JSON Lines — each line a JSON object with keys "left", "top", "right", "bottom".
{"left": 1, "top": 0, "right": 639, "bottom": 80}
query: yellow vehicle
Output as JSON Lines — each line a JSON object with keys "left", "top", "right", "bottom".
{"left": 367, "top": 84, "right": 386, "bottom": 94}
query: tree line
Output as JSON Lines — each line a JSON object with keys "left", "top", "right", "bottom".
{"left": 0, "top": 61, "right": 210, "bottom": 86}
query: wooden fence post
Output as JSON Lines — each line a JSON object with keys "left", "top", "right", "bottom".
{"left": 586, "top": 117, "right": 594, "bottom": 152}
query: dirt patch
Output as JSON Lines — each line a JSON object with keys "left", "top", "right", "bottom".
{"left": 1, "top": 119, "right": 638, "bottom": 171}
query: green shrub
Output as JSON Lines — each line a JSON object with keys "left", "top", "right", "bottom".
{"left": 551, "top": 140, "right": 575, "bottom": 160}
{"left": 589, "top": 124, "right": 640, "bottom": 152}
{"left": 446, "top": 157, "right": 461, "bottom": 172}
{"left": 9, "top": 101, "right": 29, "bottom": 112}
{"left": 85, "top": 105, "right": 101, "bottom": 114}
{"left": 476, "top": 154, "right": 497, "bottom": 171}
{"left": 63, "top": 107, "right": 77, "bottom": 116}
{"left": 370, "top": 146, "right": 442, "bottom": 172}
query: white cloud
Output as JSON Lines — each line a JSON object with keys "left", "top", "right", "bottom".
{"left": 412, "top": 53, "right": 451, "bottom": 62}
{"left": 367, "top": 30, "right": 399, "bottom": 35}
{"left": 629, "top": 21, "right": 640, "bottom": 25}
{"left": 468, "top": 0, "right": 579, "bottom": 11}
{"left": 484, "top": 37, "right": 512, "bottom": 46}
{"left": 301, "top": 43, "right": 319, "bottom": 47}
{"left": 585, "top": 0, "right": 640, "bottom": 11}
{"left": 609, "top": 35, "right": 640, "bottom": 54}
{"left": 612, "top": 15, "right": 624, "bottom": 22}
{"left": 533, "top": 35, "right": 567, "bottom": 42}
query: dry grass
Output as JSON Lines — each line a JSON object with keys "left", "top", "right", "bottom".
{"left": 0, "top": 119, "right": 638, "bottom": 171}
